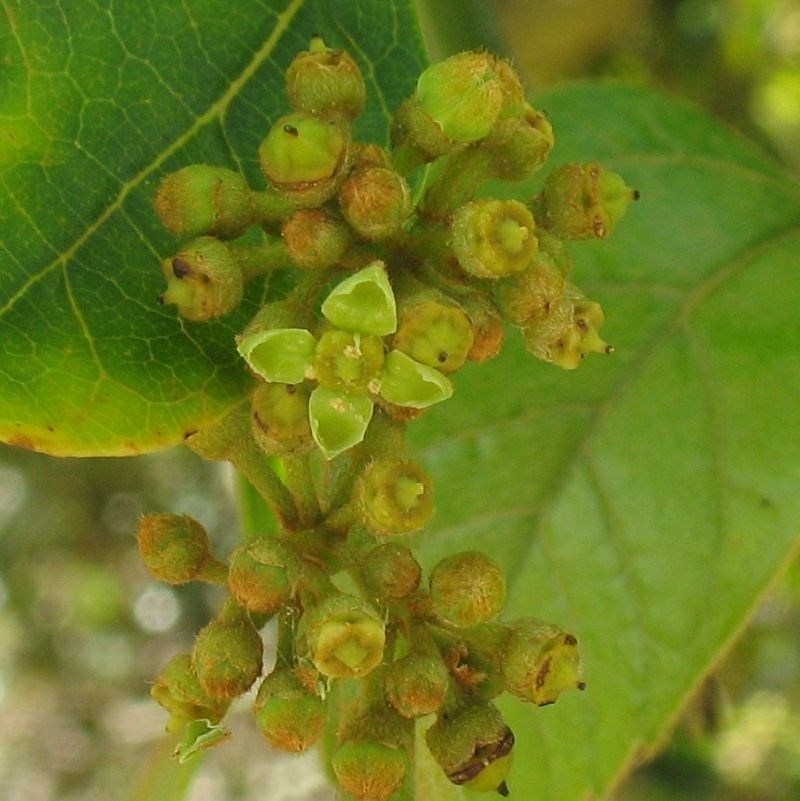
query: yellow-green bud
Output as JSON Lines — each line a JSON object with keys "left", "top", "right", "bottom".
{"left": 356, "top": 458, "right": 434, "bottom": 537}
{"left": 361, "top": 543, "right": 422, "bottom": 600}
{"left": 338, "top": 165, "right": 411, "bottom": 240}
{"left": 285, "top": 37, "right": 366, "bottom": 122}
{"left": 451, "top": 199, "right": 537, "bottom": 279}
{"left": 481, "top": 104, "right": 554, "bottom": 181}
{"left": 154, "top": 164, "right": 255, "bottom": 239}
{"left": 282, "top": 207, "right": 352, "bottom": 270}
{"left": 150, "top": 653, "right": 230, "bottom": 726}
{"left": 385, "top": 650, "right": 450, "bottom": 718}
{"left": 158, "top": 236, "right": 244, "bottom": 321}
{"left": 135, "top": 513, "right": 224, "bottom": 585}
{"left": 501, "top": 619, "right": 585, "bottom": 705}
{"left": 251, "top": 381, "right": 313, "bottom": 455}
{"left": 534, "top": 162, "right": 639, "bottom": 240}
{"left": 259, "top": 112, "right": 351, "bottom": 207}
{"left": 253, "top": 667, "right": 327, "bottom": 752}
{"left": 298, "top": 593, "right": 386, "bottom": 679}
{"left": 227, "top": 538, "right": 296, "bottom": 615}
{"left": 192, "top": 599, "right": 264, "bottom": 700}
{"left": 429, "top": 551, "right": 506, "bottom": 627}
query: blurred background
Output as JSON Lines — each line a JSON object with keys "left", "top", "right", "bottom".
{"left": 1, "top": 1, "right": 799, "bottom": 799}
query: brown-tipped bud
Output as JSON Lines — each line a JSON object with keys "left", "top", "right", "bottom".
{"left": 192, "top": 599, "right": 263, "bottom": 700}
{"left": 429, "top": 551, "right": 506, "bottom": 627}
{"left": 251, "top": 381, "right": 313, "bottom": 455}
{"left": 285, "top": 36, "right": 366, "bottom": 122}
{"left": 426, "top": 702, "right": 514, "bottom": 795}
{"left": 482, "top": 104, "right": 554, "bottom": 181}
{"left": 361, "top": 543, "right": 422, "bottom": 601}
{"left": 154, "top": 164, "right": 255, "bottom": 240}
{"left": 501, "top": 619, "right": 584, "bottom": 705}
{"left": 150, "top": 653, "right": 231, "bottom": 725}
{"left": 392, "top": 292, "right": 474, "bottom": 374}
{"left": 458, "top": 290, "right": 505, "bottom": 362}
{"left": 356, "top": 458, "right": 434, "bottom": 537}
{"left": 534, "top": 162, "right": 639, "bottom": 240}
{"left": 136, "top": 513, "right": 224, "bottom": 585}
{"left": 298, "top": 593, "right": 386, "bottom": 679}
{"left": 253, "top": 666, "right": 327, "bottom": 752}
{"left": 227, "top": 538, "right": 296, "bottom": 615}
{"left": 281, "top": 207, "right": 352, "bottom": 270}
{"left": 338, "top": 165, "right": 411, "bottom": 240}
{"left": 158, "top": 236, "right": 244, "bottom": 321}
{"left": 259, "top": 112, "right": 351, "bottom": 207}
{"left": 385, "top": 650, "right": 450, "bottom": 718}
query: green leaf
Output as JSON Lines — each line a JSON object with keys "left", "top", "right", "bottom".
{"left": 410, "top": 85, "right": 800, "bottom": 800}
{"left": 0, "top": 0, "right": 427, "bottom": 456}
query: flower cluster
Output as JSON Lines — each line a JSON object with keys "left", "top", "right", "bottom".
{"left": 145, "top": 38, "right": 636, "bottom": 798}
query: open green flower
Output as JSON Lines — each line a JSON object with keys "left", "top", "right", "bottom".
{"left": 237, "top": 262, "right": 453, "bottom": 459}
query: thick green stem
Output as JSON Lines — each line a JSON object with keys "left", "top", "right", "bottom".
{"left": 281, "top": 452, "right": 321, "bottom": 527}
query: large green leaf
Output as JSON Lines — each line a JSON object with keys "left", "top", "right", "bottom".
{"left": 0, "top": 0, "right": 426, "bottom": 455}
{"left": 410, "top": 85, "right": 800, "bottom": 799}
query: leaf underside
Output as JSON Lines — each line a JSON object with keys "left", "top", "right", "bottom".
{"left": 3, "top": 2, "right": 800, "bottom": 801}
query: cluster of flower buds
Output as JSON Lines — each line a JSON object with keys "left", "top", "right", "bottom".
{"left": 145, "top": 38, "right": 635, "bottom": 797}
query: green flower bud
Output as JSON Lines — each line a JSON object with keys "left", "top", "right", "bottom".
{"left": 308, "top": 386, "right": 374, "bottom": 460}
{"left": 356, "top": 458, "right": 433, "bottom": 537}
{"left": 321, "top": 261, "right": 397, "bottom": 337}
{"left": 429, "top": 551, "right": 506, "bottom": 627}
{"left": 451, "top": 199, "right": 537, "bottom": 279}
{"left": 313, "top": 330, "right": 385, "bottom": 393}
{"left": 285, "top": 36, "right": 366, "bottom": 122}
{"left": 154, "top": 165, "right": 255, "bottom": 239}
{"left": 379, "top": 350, "right": 453, "bottom": 409}
{"left": 259, "top": 112, "right": 350, "bottom": 207}
{"left": 385, "top": 650, "right": 450, "bottom": 718}
{"left": 227, "top": 538, "right": 296, "bottom": 615}
{"left": 361, "top": 543, "right": 422, "bottom": 600}
{"left": 158, "top": 236, "right": 244, "bottom": 321}
{"left": 332, "top": 739, "right": 409, "bottom": 801}
{"left": 501, "top": 619, "right": 584, "bottom": 706}
{"left": 534, "top": 162, "right": 639, "bottom": 240}
{"left": 236, "top": 328, "right": 317, "bottom": 384}
{"left": 253, "top": 666, "right": 327, "bottom": 752}
{"left": 282, "top": 207, "right": 352, "bottom": 270}
{"left": 251, "top": 381, "right": 313, "bottom": 455}
{"left": 339, "top": 166, "right": 411, "bottom": 240}
{"left": 298, "top": 593, "right": 386, "bottom": 679}
{"left": 416, "top": 52, "right": 514, "bottom": 143}
{"left": 150, "top": 653, "right": 230, "bottom": 726}
{"left": 426, "top": 702, "right": 514, "bottom": 796}
{"left": 492, "top": 248, "right": 567, "bottom": 326}
{"left": 392, "top": 293, "right": 474, "bottom": 374}
{"left": 390, "top": 97, "right": 455, "bottom": 171}
{"left": 136, "top": 513, "right": 225, "bottom": 585}
{"left": 481, "top": 104, "right": 554, "bottom": 181}
{"left": 192, "top": 599, "right": 263, "bottom": 699}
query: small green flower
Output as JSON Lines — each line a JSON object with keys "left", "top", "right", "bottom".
{"left": 237, "top": 262, "right": 454, "bottom": 459}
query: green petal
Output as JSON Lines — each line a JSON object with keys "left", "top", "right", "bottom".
{"left": 321, "top": 262, "right": 397, "bottom": 336}
{"left": 237, "top": 328, "right": 316, "bottom": 384}
{"left": 379, "top": 350, "right": 454, "bottom": 408}
{"left": 308, "top": 387, "right": 374, "bottom": 460}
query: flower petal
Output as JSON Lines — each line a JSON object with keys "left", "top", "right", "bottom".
{"left": 237, "top": 328, "right": 316, "bottom": 384}
{"left": 321, "top": 261, "right": 397, "bottom": 336}
{"left": 379, "top": 350, "right": 453, "bottom": 408}
{"left": 308, "top": 387, "right": 374, "bottom": 460}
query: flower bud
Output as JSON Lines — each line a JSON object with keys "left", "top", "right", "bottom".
{"left": 259, "top": 112, "right": 350, "bottom": 207}
{"left": 313, "top": 330, "right": 385, "bottom": 393}
{"left": 253, "top": 666, "right": 327, "bottom": 752}
{"left": 251, "top": 381, "right": 313, "bottom": 455}
{"left": 390, "top": 97, "right": 455, "bottom": 170}
{"left": 501, "top": 619, "right": 584, "bottom": 705}
{"left": 150, "top": 653, "right": 230, "bottom": 725}
{"left": 481, "top": 104, "right": 554, "bottom": 181}
{"left": 154, "top": 165, "right": 255, "bottom": 239}
{"left": 136, "top": 513, "right": 224, "bottom": 585}
{"left": 458, "top": 290, "right": 505, "bottom": 362}
{"left": 285, "top": 36, "right": 366, "bottom": 122}
{"left": 451, "top": 199, "right": 537, "bottom": 279}
{"left": 355, "top": 458, "right": 434, "bottom": 537}
{"left": 429, "top": 551, "right": 506, "bottom": 627}
{"left": 227, "top": 538, "right": 296, "bottom": 615}
{"left": 534, "top": 162, "right": 639, "bottom": 240}
{"left": 158, "top": 236, "right": 244, "bottom": 321}
{"left": 385, "top": 650, "right": 450, "bottom": 718}
{"left": 298, "top": 593, "right": 386, "bottom": 679}
{"left": 282, "top": 207, "right": 352, "bottom": 270}
{"left": 426, "top": 702, "right": 514, "bottom": 796}
{"left": 339, "top": 165, "right": 411, "bottom": 240}
{"left": 361, "top": 543, "right": 422, "bottom": 600}
{"left": 392, "top": 293, "right": 474, "bottom": 374}
{"left": 192, "top": 599, "right": 264, "bottom": 699}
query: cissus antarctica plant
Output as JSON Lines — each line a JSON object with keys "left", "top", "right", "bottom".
{"left": 142, "top": 37, "right": 637, "bottom": 799}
